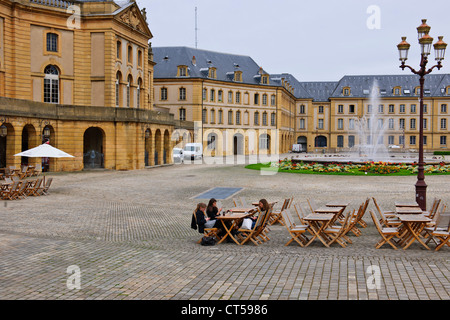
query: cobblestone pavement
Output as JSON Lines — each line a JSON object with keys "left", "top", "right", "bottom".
{"left": 0, "top": 156, "right": 449, "bottom": 301}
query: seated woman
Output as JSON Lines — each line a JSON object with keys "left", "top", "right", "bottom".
{"left": 250, "top": 199, "right": 270, "bottom": 228}
{"left": 194, "top": 202, "right": 216, "bottom": 233}
{"left": 206, "top": 198, "right": 228, "bottom": 237}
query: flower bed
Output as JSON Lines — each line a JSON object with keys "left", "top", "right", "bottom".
{"left": 251, "top": 159, "right": 450, "bottom": 175}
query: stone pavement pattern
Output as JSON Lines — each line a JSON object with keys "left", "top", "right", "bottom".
{"left": 0, "top": 159, "right": 449, "bottom": 300}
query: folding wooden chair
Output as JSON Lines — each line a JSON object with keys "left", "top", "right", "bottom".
{"left": 237, "top": 208, "right": 267, "bottom": 246}
{"left": 369, "top": 210, "right": 401, "bottom": 250}
{"left": 372, "top": 197, "right": 401, "bottom": 227}
{"left": 423, "top": 208, "right": 448, "bottom": 246}
{"left": 280, "top": 209, "right": 309, "bottom": 247}
{"left": 27, "top": 178, "right": 43, "bottom": 196}
{"left": 37, "top": 178, "right": 53, "bottom": 195}
{"left": 430, "top": 214, "right": 450, "bottom": 251}
{"left": 268, "top": 198, "right": 290, "bottom": 226}
{"left": 307, "top": 198, "right": 318, "bottom": 214}
{"left": 1, "top": 181, "right": 22, "bottom": 200}
{"left": 423, "top": 198, "right": 441, "bottom": 219}
{"left": 323, "top": 210, "right": 353, "bottom": 247}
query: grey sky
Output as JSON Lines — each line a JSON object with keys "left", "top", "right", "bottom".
{"left": 139, "top": 0, "right": 450, "bottom": 81}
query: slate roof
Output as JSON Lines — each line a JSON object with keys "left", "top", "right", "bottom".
{"left": 153, "top": 47, "right": 271, "bottom": 86}
{"left": 153, "top": 46, "right": 450, "bottom": 102}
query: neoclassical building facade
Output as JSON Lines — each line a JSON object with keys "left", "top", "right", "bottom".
{"left": 153, "top": 47, "right": 450, "bottom": 155}
{"left": 0, "top": 0, "right": 183, "bottom": 171}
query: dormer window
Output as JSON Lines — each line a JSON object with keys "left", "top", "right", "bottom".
{"left": 415, "top": 87, "right": 421, "bottom": 95}
{"left": 234, "top": 71, "right": 242, "bottom": 82}
{"left": 262, "top": 75, "right": 269, "bottom": 84}
{"left": 178, "top": 65, "right": 188, "bottom": 77}
{"left": 446, "top": 86, "right": 450, "bottom": 95}
{"left": 343, "top": 87, "right": 350, "bottom": 96}
{"left": 208, "top": 67, "right": 216, "bottom": 79}
{"left": 393, "top": 87, "right": 401, "bottom": 95}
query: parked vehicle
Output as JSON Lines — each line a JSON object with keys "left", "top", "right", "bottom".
{"left": 292, "top": 144, "right": 304, "bottom": 153}
{"left": 172, "top": 148, "right": 184, "bottom": 163}
{"left": 183, "top": 143, "right": 203, "bottom": 160}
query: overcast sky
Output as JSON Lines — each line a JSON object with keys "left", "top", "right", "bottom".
{"left": 138, "top": 0, "right": 450, "bottom": 82}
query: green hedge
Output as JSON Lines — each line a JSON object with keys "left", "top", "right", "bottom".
{"left": 433, "top": 151, "right": 450, "bottom": 155}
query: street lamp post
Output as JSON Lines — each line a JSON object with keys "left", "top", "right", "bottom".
{"left": 397, "top": 19, "right": 447, "bottom": 210}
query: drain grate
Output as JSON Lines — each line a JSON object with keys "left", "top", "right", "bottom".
{"left": 192, "top": 187, "right": 243, "bottom": 200}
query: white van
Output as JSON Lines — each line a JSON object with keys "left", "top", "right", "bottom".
{"left": 183, "top": 143, "right": 203, "bottom": 161}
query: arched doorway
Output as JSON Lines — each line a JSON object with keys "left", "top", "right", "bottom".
{"left": 0, "top": 123, "right": 9, "bottom": 168}
{"left": 21, "top": 124, "right": 37, "bottom": 167}
{"left": 163, "top": 130, "right": 170, "bottom": 164}
{"left": 315, "top": 135, "right": 327, "bottom": 148}
{"left": 233, "top": 133, "right": 244, "bottom": 155}
{"left": 154, "top": 129, "right": 161, "bottom": 165}
{"left": 144, "top": 128, "right": 152, "bottom": 166}
{"left": 83, "top": 127, "right": 104, "bottom": 169}
{"left": 297, "top": 136, "right": 307, "bottom": 152}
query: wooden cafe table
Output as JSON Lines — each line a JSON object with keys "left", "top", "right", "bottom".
{"left": 397, "top": 214, "right": 431, "bottom": 250}
{"left": 303, "top": 213, "right": 335, "bottom": 247}
{"left": 216, "top": 209, "right": 256, "bottom": 245}
{"left": 395, "top": 201, "right": 420, "bottom": 208}
{"left": 396, "top": 206, "right": 423, "bottom": 215}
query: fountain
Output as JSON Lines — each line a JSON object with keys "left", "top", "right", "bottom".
{"left": 290, "top": 80, "right": 445, "bottom": 166}
{"left": 352, "top": 80, "right": 391, "bottom": 162}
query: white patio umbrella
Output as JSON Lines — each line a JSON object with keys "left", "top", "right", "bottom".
{"left": 14, "top": 143, "right": 74, "bottom": 182}
{"left": 14, "top": 143, "right": 74, "bottom": 158}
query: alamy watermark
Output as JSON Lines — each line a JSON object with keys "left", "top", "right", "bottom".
{"left": 66, "top": 265, "right": 81, "bottom": 290}
{"left": 366, "top": 265, "right": 381, "bottom": 290}
{"left": 366, "top": 5, "right": 381, "bottom": 30}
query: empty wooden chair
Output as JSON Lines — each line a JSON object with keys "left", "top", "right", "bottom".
{"left": 369, "top": 210, "right": 401, "bottom": 250}
{"left": 429, "top": 213, "right": 450, "bottom": 251}
{"left": 37, "top": 178, "right": 53, "bottom": 195}
{"left": 27, "top": 178, "right": 43, "bottom": 196}
{"left": 280, "top": 209, "right": 309, "bottom": 247}
{"left": 372, "top": 197, "right": 401, "bottom": 227}
{"left": 323, "top": 210, "right": 353, "bottom": 247}
{"left": 307, "top": 198, "right": 318, "bottom": 214}
{"left": 268, "top": 198, "right": 290, "bottom": 226}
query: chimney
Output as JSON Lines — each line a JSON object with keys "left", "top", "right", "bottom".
{"left": 192, "top": 56, "right": 196, "bottom": 66}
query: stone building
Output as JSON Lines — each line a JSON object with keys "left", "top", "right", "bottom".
{"left": 0, "top": 0, "right": 180, "bottom": 172}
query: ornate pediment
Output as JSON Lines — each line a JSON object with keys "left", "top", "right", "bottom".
{"left": 116, "top": 4, "right": 151, "bottom": 36}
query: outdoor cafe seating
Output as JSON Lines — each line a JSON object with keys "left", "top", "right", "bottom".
{"left": 0, "top": 165, "right": 52, "bottom": 200}
{"left": 191, "top": 196, "right": 449, "bottom": 252}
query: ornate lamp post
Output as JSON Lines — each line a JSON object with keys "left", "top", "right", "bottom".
{"left": 397, "top": 19, "right": 447, "bottom": 210}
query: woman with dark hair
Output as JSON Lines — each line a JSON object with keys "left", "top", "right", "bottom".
{"left": 250, "top": 199, "right": 270, "bottom": 228}
{"left": 206, "top": 198, "right": 222, "bottom": 221}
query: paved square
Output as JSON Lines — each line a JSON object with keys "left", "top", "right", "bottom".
{"left": 0, "top": 157, "right": 449, "bottom": 301}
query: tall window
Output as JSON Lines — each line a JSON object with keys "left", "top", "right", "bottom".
{"left": 202, "top": 109, "right": 207, "bottom": 123}
{"left": 254, "top": 93, "right": 259, "bottom": 105}
{"left": 126, "top": 75, "right": 132, "bottom": 107}
{"left": 179, "top": 108, "right": 186, "bottom": 121}
{"left": 411, "top": 104, "right": 417, "bottom": 113}
{"left": 236, "top": 111, "right": 241, "bottom": 125}
{"left": 410, "top": 136, "right": 416, "bottom": 145}
{"left": 137, "top": 78, "right": 142, "bottom": 108}
{"left": 210, "top": 89, "right": 215, "bottom": 102}
{"left": 410, "top": 118, "right": 416, "bottom": 130}
{"left": 318, "top": 119, "right": 324, "bottom": 129}
{"left": 262, "top": 94, "right": 267, "bottom": 106}
{"left": 46, "top": 33, "right": 58, "bottom": 52}
{"left": 378, "top": 104, "right": 384, "bottom": 113}
{"left": 338, "top": 119, "right": 343, "bottom": 129}
{"left": 300, "top": 105, "right": 305, "bottom": 114}
{"left": 399, "top": 118, "right": 405, "bottom": 129}
{"left": 337, "top": 135, "right": 344, "bottom": 148}
{"left": 441, "top": 104, "right": 448, "bottom": 113}
{"left": 400, "top": 104, "right": 405, "bottom": 113}
{"left": 254, "top": 112, "right": 259, "bottom": 125}
{"left": 218, "top": 90, "right": 223, "bottom": 102}
{"left": 441, "top": 118, "right": 447, "bottom": 129}
{"left": 210, "top": 109, "right": 215, "bottom": 123}
{"left": 338, "top": 105, "right": 343, "bottom": 113}
{"left": 349, "top": 119, "right": 355, "bottom": 130}
{"left": 318, "top": 106, "right": 324, "bottom": 113}
{"left": 389, "top": 104, "right": 395, "bottom": 113}
{"left": 161, "top": 87, "right": 167, "bottom": 100}
{"left": 115, "top": 72, "right": 121, "bottom": 107}
{"left": 262, "top": 112, "right": 267, "bottom": 126}
{"left": 127, "top": 45, "right": 133, "bottom": 64}
{"left": 299, "top": 118, "right": 305, "bottom": 129}
{"left": 116, "top": 41, "right": 122, "bottom": 59}
{"left": 228, "top": 110, "right": 233, "bottom": 125}
{"left": 348, "top": 135, "right": 355, "bottom": 148}
{"left": 218, "top": 110, "right": 223, "bottom": 124}
{"left": 235, "top": 92, "right": 241, "bottom": 104}
{"left": 271, "top": 95, "right": 276, "bottom": 106}
{"left": 43, "top": 65, "right": 59, "bottom": 103}
{"left": 388, "top": 118, "right": 394, "bottom": 129}
{"left": 271, "top": 113, "right": 276, "bottom": 126}
{"left": 228, "top": 91, "right": 233, "bottom": 103}
{"left": 179, "top": 87, "right": 186, "bottom": 101}
{"left": 440, "top": 136, "right": 447, "bottom": 145}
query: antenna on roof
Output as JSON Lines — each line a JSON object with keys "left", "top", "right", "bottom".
{"left": 195, "top": 7, "right": 198, "bottom": 49}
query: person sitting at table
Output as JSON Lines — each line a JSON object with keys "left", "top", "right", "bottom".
{"left": 206, "top": 198, "right": 222, "bottom": 221}
{"left": 194, "top": 202, "right": 216, "bottom": 232}
{"left": 250, "top": 199, "right": 270, "bottom": 228}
